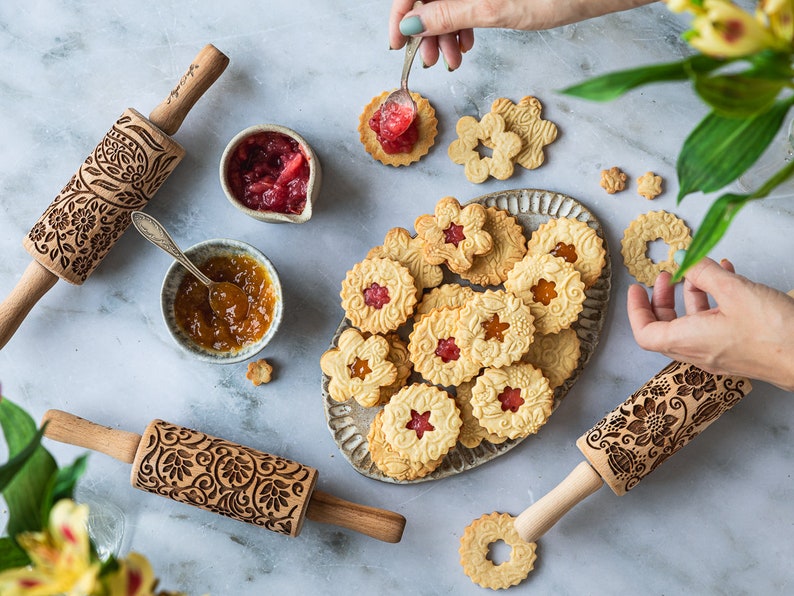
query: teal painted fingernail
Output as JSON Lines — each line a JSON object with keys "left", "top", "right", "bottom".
{"left": 674, "top": 249, "right": 687, "bottom": 265}
{"left": 400, "top": 15, "right": 424, "bottom": 36}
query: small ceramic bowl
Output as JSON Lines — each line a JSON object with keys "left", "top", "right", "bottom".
{"left": 219, "top": 124, "right": 322, "bottom": 224}
{"left": 161, "top": 238, "right": 283, "bottom": 364}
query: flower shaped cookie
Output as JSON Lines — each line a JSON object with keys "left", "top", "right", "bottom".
{"left": 448, "top": 112, "right": 522, "bottom": 183}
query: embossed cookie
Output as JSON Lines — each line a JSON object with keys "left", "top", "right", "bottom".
{"left": 525, "top": 217, "right": 606, "bottom": 289}
{"left": 504, "top": 253, "right": 586, "bottom": 335}
{"left": 620, "top": 210, "right": 691, "bottom": 286}
{"left": 415, "top": 283, "right": 477, "bottom": 322}
{"left": 367, "top": 409, "right": 443, "bottom": 481}
{"left": 637, "top": 171, "right": 663, "bottom": 199}
{"left": 378, "top": 332, "right": 413, "bottom": 404}
{"left": 368, "top": 227, "right": 444, "bottom": 297}
{"left": 408, "top": 306, "right": 481, "bottom": 387}
{"left": 381, "top": 382, "right": 462, "bottom": 464}
{"left": 340, "top": 257, "right": 418, "bottom": 334}
{"left": 485, "top": 95, "right": 558, "bottom": 170}
{"left": 459, "top": 206, "right": 527, "bottom": 287}
{"left": 448, "top": 112, "right": 522, "bottom": 183}
{"left": 522, "top": 328, "right": 581, "bottom": 390}
{"left": 454, "top": 380, "right": 507, "bottom": 449}
{"left": 320, "top": 327, "right": 398, "bottom": 407}
{"left": 600, "top": 166, "right": 627, "bottom": 194}
{"left": 459, "top": 512, "right": 537, "bottom": 590}
{"left": 358, "top": 91, "right": 438, "bottom": 167}
{"left": 470, "top": 362, "right": 554, "bottom": 440}
{"left": 414, "top": 196, "right": 493, "bottom": 274}
{"left": 456, "top": 289, "right": 535, "bottom": 369}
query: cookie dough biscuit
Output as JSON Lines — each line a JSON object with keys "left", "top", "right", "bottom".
{"left": 454, "top": 380, "right": 507, "bottom": 449}
{"left": 340, "top": 257, "right": 418, "bottom": 334}
{"left": 456, "top": 289, "right": 535, "bottom": 369}
{"left": 320, "top": 327, "right": 398, "bottom": 407}
{"left": 358, "top": 91, "right": 438, "bottom": 167}
{"left": 504, "top": 253, "right": 585, "bottom": 335}
{"left": 415, "top": 283, "right": 477, "bottom": 322}
{"left": 381, "top": 383, "right": 462, "bottom": 464}
{"left": 470, "top": 362, "right": 554, "bottom": 440}
{"left": 415, "top": 196, "right": 493, "bottom": 274}
{"left": 525, "top": 216, "right": 606, "bottom": 289}
{"left": 459, "top": 512, "right": 537, "bottom": 590}
{"left": 620, "top": 210, "right": 691, "bottom": 286}
{"left": 600, "top": 166, "right": 627, "bottom": 194}
{"left": 367, "top": 409, "right": 443, "bottom": 481}
{"left": 637, "top": 171, "right": 663, "bottom": 199}
{"left": 522, "top": 328, "right": 581, "bottom": 390}
{"left": 486, "top": 95, "right": 558, "bottom": 170}
{"left": 448, "top": 112, "right": 522, "bottom": 183}
{"left": 459, "top": 206, "right": 527, "bottom": 287}
{"left": 368, "top": 227, "right": 444, "bottom": 297}
{"left": 246, "top": 359, "right": 273, "bottom": 386}
{"left": 378, "top": 332, "right": 413, "bottom": 404}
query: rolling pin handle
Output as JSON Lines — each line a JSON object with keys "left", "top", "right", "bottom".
{"left": 306, "top": 489, "right": 406, "bottom": 543}
{"left": 0, "top": 260, "right": 58, "bottom": 350}
{"left": 41, "top": 410, "right": 142, "bottom": 464}
{"left": 148, "top": 44, "right": 230, "bottom": 136}
{"left": 514, "top": 461, "right": 603, "bottom": 544}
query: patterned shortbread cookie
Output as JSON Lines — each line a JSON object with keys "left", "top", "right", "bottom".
{"left": 504, "top": 253, "right": 585, "bottom": 335}
{"left": 320, "top": 327, "right": 398, "bottom": 407}
{"left": 637, "top": 171, "right": 663, "bottom": 199}
{"left": 448, "top": 112, "right": 522, "bottom": 183}
{"left": 459, "top": 512, "right": 537, "bottom": 590}
{"left": 408, "top": 306, "right": 481, "bottom": 387}
{"left": 378, "top": 332, "right": 414, "bottom": 404}
{"left": 367, "top": 409, "right": 443, "bottom": 481}
{"left": 454, "top": 380, "right": 507, "bottom": 449}
{"left": 340, "top": 257, "right": 417, "bottom": 334}
{"left": 367, "top": 227, "right": 444, "bottom": 297}
{"left": 600, "top": 166, "right": 627, "bottom": 194}
{"left": 525, "top": 217, "right": 606, "bottom": 289}
{"left": 486, "top": 95, "right": 558, "bottom": 170}
{"left": 522, "top": 328, "right": 581, "bottom": 389}
{"left": 415, "top": 196, "right": 493, "bottom": 274}
{"left": 470, "top": 362, "right": 554, "bottom": 440}
{"left": 415, "top": 283, "right": 477, "bottom": 322}
{"left": 456, "top": 289, "right": 535, "bottom": 369}
{"left": 620, "top": 210, "right": 691, "bottom": 286}
{"left": 381, "top": 383, "right": 462, "bottom": 464}
{"left": 459, "top": 206, "right": 527, "bottom": 287}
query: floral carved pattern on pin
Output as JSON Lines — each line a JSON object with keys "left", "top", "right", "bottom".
{"left": 577, "top": 361, "right": 752, "bottom": 495}
{"left": 132, "top": 420, "right": 318, "bottom": 537}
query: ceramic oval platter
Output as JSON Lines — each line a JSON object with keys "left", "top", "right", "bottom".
{"left": 322, "top": 188, "right": 612, "bottom": 483}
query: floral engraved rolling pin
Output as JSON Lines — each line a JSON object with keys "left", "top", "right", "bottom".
{"left": 514, "top": 361, "right": 752, "bottom": 543}
{"left": 0, "top": 44, "right": 230, "bottom": 349}
{"left": 41, "top": 410, "right": 406, "bottom": 543}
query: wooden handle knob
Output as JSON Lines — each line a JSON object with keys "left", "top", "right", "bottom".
{"left": 41, "top": 410, "right": 141, "bottom": 463}
{"left": 306, "top": 490, "right": 406, "bottom": 543}
{"left": 0, "top": 261, "right": 58, "bottom": 350}
{"left": 513, "top": 461, "right": 603, "bottom": 543}
{"left": 148, "top": 44, "right": 229, "bottom": 135}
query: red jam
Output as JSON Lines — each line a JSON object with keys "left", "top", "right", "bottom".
{"left": 226, "top": 131, "right": 310, "bottom": 215}
{"left": 435, "top": 337, "right": 460, "bottom": 363}
{"left": 368, "top": 104, "right": 419, "bottom": 154}
{"left": 406, "top": 409, "right": 435, "bottom": 439}
{"left": 498, "top": 387, "right": 525, "bottom": 413}
{"left": 363, "top": 283, "right": 391, "bottom": 309}
{"left": 443, "top": 223, "right": 465, "bottom": 247}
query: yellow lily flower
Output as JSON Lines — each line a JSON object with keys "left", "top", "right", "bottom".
{"left": 0, "top": 499, "right": 101, "bottom": 596}
{"left": 665, "top": 0, "right": 707, "bottom": 15}
{"left": 758, "top": 0, "right": 794, "bottom": 42}
{"left": 689, "top": 0, "right": 782, "bottom": 57}
{"left": 103, "top": 552, "right": 159, "bottom": 596}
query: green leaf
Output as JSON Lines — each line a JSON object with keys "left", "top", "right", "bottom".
{"left": 0, "top": 537, "right": 30, "bottom": 572}
{"left": 694, "top": 73, "right": 784, "bottom": 117}
{"left": 676, "top": 98, "right": 794, "bottom": 201}
{"left": 0, "top": 426, "right": 45, "bottom": 492}
{"left": 40, "top": 454, "right": 88, "bottom": 522}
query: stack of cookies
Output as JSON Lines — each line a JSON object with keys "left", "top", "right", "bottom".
{"left": 321, "top": 195, "right": 606, "bottom": 481}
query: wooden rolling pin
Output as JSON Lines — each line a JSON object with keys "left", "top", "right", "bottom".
{"left": 0, "top": 44, "right": 229, "bottom": 349}
{"left": 514, "top": 360, "right": 753, "bottom": 543}
{"left": 42, "top": 410, "right": 406, "bottom": 543}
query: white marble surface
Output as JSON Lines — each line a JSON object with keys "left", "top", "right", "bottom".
{"left": 1, "top": 1, "right": 793, "bottom": 594}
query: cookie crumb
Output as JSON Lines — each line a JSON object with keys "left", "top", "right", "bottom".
{"left": 600, "top": 166, "right": 628, "bottom": 194}
{"left": 246, "top": 359, "right": 274, "bottom": 386}
{"left": 637, "top": 171, "right": 663, "bottom": 199}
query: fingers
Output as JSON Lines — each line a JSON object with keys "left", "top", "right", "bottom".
{"left": 650, "top": 272, "right": 677, "bottom": 322}
{"left": 389, "top": 0, "right": 417, "bottom": 50}
{"left": 404, "top": 0, "right": 485, "bottom": 37}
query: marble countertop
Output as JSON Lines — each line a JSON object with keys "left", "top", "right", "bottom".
{"left": 1, "top": 1, "right": 793, "bottom": 594}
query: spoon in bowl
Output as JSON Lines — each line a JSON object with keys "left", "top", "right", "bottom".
{"left": 130, "top": 211, "right": 249, "bottom": 323}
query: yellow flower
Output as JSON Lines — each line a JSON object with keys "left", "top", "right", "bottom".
{"left": 758, "top": 0, "right": 794, "bottom": 42}
{"left": 103, "top": 552, "right": 159, "bottom": 596}
{"left": 665, "top": 0, "right": 706, "bottom": 15}
{"left": 689, "top": 0, "right": 782, "bottom": 57}
{"left": 0, "top": 499, "right": 101, "bottom": 595}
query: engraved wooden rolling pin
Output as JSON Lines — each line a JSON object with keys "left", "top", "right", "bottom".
{"left": 0, "top": 44, "right": 229, "bottom": 349}
{"left": 514, "top": 361, "right": 753, "bottom": 543}
{"left": 41, "top": 410, "right": 405, "bottom": 543}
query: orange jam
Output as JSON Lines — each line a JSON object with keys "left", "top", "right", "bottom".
{"left": 173, "top": 254, "right": 278, "bottom": 353}
{"left": 349, "top": 357, "right": 372, "bottom": 380}
{"left": 482, "top": 313, "right": 510, "bottom": 342}
{"left": 531, "top": 278, "right": 557, "bottom": 306}
{"left": 550, "top": 242, "right": 578, "bottom": 263}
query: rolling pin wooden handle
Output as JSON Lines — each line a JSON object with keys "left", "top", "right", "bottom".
{"left": 306, "top": 489, "right": 406, "bottom": 544}
{"left": 41, "top": 410, "right": 141, "bottom": 464}
{"left": 0, "top": 261, "right": 58, "bottom": 350}
{"left": 148, "top": 44, "right": 229, "bottom": 136}
{"left": 513, "top": 461, "right": 603, "bottom": 544}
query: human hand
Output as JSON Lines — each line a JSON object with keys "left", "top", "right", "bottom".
{"left": 389, "top": 0, "right": 656, "bottom": 70}
{"left": 627, "top": 256, "right": 794, "bottom": 391}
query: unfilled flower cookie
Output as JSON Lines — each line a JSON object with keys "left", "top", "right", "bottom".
{"left": 415, "top": 196, "right": 493, "bottom": 274}
{"left": 456, "top": 289, "right": 535, "bottom": 369}
{"left": 600, "top": 166, "right": 627, "bottom": 194}
{"left": 504, "top": 253, "right": 585, "bottom": 335}
{"left": 459, "top": 512, "right": 537, "bottom": 590}
{"left": 525, "top": 217, "right": 606, "bottom": 289}
{"left": 367, "top": 409, "right": 443, "bottom": 481}
{"left": 620, "top": 210, "right": 691, "bottom": 286}
{"left": 448, "top": 112, "right": 522, "bottom": 183}
{"left": 637, "top": 171, "right": 663, "bottom": 199}
{"left": 340, "top": 257, "right": 418, "bottom": 334}
{"left": 459, "top": 206, "right": 527, "bottom": 287}
{"left": 470, "top": 363, "right": 554, "bottom": 440}
{"left": 485, "top": 95, "right": 558, "bottom": 170}
{"left": 368, "top": 227, "right": 444, "bottom": 297}
{"left": 408, "top": 306, "right": 481, "bottom": 387}
{"left": 522, "top": 328, "right": 581, "bottom": 390}
{"left": 415, "top": 283, "right": 477, "bottom": 322}
{"left": 358, "top": 90, "right": 438, "bottom": 167}
{"left": 246, "top": 359, "right": 273, "bottom": 386}
{"left": 381, "top": 383, "right": 462, "bottom": 464}
{"left": 320, "top": 327, "right": 398, "bottom": 407}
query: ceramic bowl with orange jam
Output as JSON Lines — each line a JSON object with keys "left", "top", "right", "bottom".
{"left": 161, "top": 238, "right": 283, "bottom": 363}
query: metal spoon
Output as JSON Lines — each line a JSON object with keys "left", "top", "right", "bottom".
{"left": 130, "top": 211, "right": 249, "bottom": 323}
